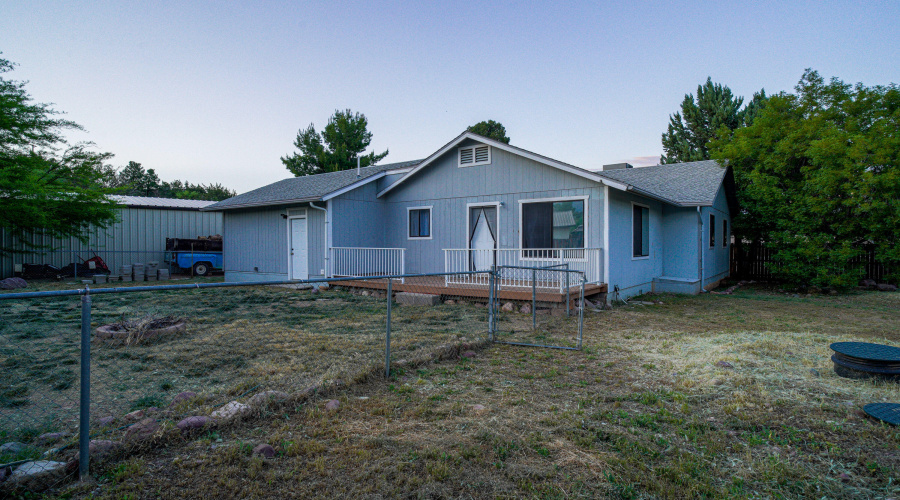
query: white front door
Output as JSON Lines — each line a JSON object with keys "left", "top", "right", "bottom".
{"left": 470, "top": 210, "right": 496, "bottom": 271}
{"left": 290, "top": 217, "right": 309, "bottom": 280}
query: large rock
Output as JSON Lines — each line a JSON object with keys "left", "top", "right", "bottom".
{"left": 501, "top": 302, "right": 514, "bottom": 312}
{"left": 169, "top": 391, "right": 199, "bottom": 408}
{"left": 34, "top": 432, "right": 69, "bottom": 446}
{"left": 87, "top": 440, "right": 122, "bottom": 461}
{"left": 0, "top": 441, "right": 27, "bottom": 454}
{"left": 395, "top": 292, "right": 440, "bottom": 306}
{"left": 211, "top": 401, "right": 250, "bottom": 420}
{"left": 876, "top": 283, "right": 897, "bottom": 292}
{"left": 519, "top": 303, "right": 532, "bottom": 314}
{"left": 248, "top": 390, "right": 290, "bottom": 408}
{"left": 176, "top": 416, "right": 215, "bottom": 433}
{"left": 124, "top": 418, "right": 161, "bottom": 443}
{"left": 860, "top": 279, "right": 877, "bottom": 289}
{"left": 8, "top": 461, "right": 67, "bottom": 489}
{"left": 325, "top": 399, "right": 340, "bottom": 411}
{"left": 252, "top": 444, "right": 276, "bottom": 459}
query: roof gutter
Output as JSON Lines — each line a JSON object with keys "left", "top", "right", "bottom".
{"left": 309, "top": 202, "right": 329, "bottom": 278}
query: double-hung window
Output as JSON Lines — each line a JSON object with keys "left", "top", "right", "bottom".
{"left": 521, "top": 199, "right": 585, "bottom": 258}
{"left": 408, "top": 207, "right": 431, "bottom": 239}
{"left": 723, "top": 219, "right": 728, "bottom": 247}
{"left": 633, "top": 204, "right": 649, "bottom": 258}
{"left": 709, "top": 214, "right": 716, "bottom": 248}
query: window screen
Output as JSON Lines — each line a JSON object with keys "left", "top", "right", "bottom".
{"left": 522, "top": 200, "right": 584, "bottom": 256}
{"left": 709, "top": 214, "right": 716, "bottom": 247}
{"left": 409, "top": 208, "right": 431, "bottom": 238}
{"left": 633, "top": 205, "right": 649, "bottom": 257}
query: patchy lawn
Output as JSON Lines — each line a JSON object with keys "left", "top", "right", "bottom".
{"left": 0, "top": 279, "right": 489, "bottom": 470}
{"left": 52, "top": 284, "right": 900, "bottom": 499}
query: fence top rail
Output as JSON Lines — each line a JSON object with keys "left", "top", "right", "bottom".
{"left": 0, "top": 270, "right": 484, "bottom": 300}
{"left": 443, "top": 247, "right": 602, "bottom": 251}
{"left": 496, "top": 264, "right": 585, "bottom": 274}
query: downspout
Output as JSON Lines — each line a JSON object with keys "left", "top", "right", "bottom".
{"left": 698, "top": 207, "right": 707, "bottom": 293}
{"left": 309, "top": 202, "right": 328, "bottom": 278}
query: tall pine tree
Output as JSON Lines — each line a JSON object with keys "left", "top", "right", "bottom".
{"left": 661, "top": 78, "right": 765, "bottom": 164}
{"left": 281, "top": 109, "right": 388, "bottom": 176}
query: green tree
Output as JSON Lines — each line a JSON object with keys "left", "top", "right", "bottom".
{"left": 281, "top": 109, "right": 388, "bottom": 176}
{"left": 661, "top": 78, "right": 766, "bottom": 163}
{"left": 712, "top": 69, "right": 900, "bottom": 288}
{"left": 0, "top": 54, "right": 119, "bottom": 254}
{"left": 467, "top": 120, "right": 510, "bottom": 143}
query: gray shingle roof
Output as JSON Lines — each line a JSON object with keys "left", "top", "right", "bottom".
{"left": 112, "top": 195, "right": 216, "bottom": 210}
{"left": 595, "top": 160, "right": 726, "bottom": 206}
{"left": 203, "top": 159, "right": 422, "bottom": 211}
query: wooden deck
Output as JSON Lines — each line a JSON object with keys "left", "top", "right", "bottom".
{"left": 329, "top": 276, "right": 607, "bottom": 304}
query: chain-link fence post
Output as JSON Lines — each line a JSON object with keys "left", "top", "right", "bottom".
{"left": 385, "top": 279, "right": 392, "bottom": 378}
{"left": 531, "top": 268, "right": 537, "bottom": 330}
{"left": 79, "top": 288, "right": 92, "bottom": 480}
{"left": 488, "top": 266, "right": 495, "bottom": 340}
{"left": 577, "top": 277, "right": 584, "bottom": 350}
{"left": 565, "top": 264, "right": 570, "bottom": 317}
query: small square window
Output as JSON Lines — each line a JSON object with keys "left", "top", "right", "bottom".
{"left": 408, "top": 208, "right": 431, "bottom": 239}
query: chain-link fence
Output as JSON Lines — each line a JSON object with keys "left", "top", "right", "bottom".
{"left": 0, "top": 268, "right": 587, "bottom": 495}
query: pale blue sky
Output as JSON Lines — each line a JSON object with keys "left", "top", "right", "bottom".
{"left": 2, "top": 1, "right": 897, "bottom": 193}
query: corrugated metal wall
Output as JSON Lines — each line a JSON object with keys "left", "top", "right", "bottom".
{"left": 0, "top": 207, "right": 223, "bottom": 278}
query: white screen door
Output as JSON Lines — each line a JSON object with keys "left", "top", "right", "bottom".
{"left": 469, "top": 207, "right": 496, "bottom": 271}
{"left": 290, "top": 218, "right": 309, "bottom": 280}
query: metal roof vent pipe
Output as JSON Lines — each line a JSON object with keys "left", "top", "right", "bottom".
{"left": 356, "top": 156, "right": 361, "bottom": 178}
{"left": 601, "top": 163, "right": 634, "bottom": 171}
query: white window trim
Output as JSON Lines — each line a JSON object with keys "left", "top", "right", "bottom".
{"left": 518, "top": 195, "right": 589, "bottom": 261}
{"left": 407, "top": 205, "right": 433, "bottom": 240}
{"left": 458, "top": 145, "right": 491, "bottom": 168}
{"left": 286, "top": 212, "right": 308, "bottom": 280}
{"left": 465, "top": 202, "right": 501, "bottom": 250}
{"left": 631, "top": 202, "right": 650, "bottom": 261}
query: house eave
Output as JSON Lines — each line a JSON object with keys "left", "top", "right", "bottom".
{"left": 201, "top": 196, "right": 322, "bottom": 212}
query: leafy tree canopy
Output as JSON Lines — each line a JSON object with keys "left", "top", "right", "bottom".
{"left": 102, "top": 161, "right": 236, "bottom": 201}
{"left": 281, "top": 109, "right": 388, "bottom": 176}
{"left": 0, "top": 54, "right": 119, "bottom": 254}
{"left": 711, "top": 69, "right": 900, "bottom": 288}
{"left": 661, "top": 78, "right": 766, "bottom": 163}
{"left": 467, "top": 120, "right": 510, "bottom": 144}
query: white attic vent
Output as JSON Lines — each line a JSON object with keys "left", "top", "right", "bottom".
{"left": 458, "top": 145, "right": 491, "bottom": 167}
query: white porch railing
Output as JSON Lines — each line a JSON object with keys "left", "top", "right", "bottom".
{"left": 329, "top": 247, "right": 405, "bottom": 282}
{"left": 443, "top": 248, "right": 603, "bottom": 291}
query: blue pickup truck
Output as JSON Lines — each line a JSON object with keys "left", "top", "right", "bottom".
{"left": 165, "top": 237, "right": 223, "bottom": 276}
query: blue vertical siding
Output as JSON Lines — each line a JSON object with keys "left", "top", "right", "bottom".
{"left": 380, "top": 145, "right": 604, "bottom": 274}
{"left": 660, "top": 205, "right": 699, "bottom": 279}
{"left": 701, "top": 185, "right": 731, "bottom": 286}
{"left": 605, "top": 189, "right": 663, "bottom": 299}
{"left": 223, "top": 203, "right": 325, "bottom": 283}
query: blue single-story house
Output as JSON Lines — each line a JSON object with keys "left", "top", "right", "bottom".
{"left": 203, "top": 131, "right": 736, "bottom": 302}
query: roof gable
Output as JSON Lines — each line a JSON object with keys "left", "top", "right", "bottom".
{"left": 377, "top": 131, "right": 628, "bottom": 197}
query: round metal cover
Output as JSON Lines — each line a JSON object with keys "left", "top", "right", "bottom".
{"left": 830, "top": 342, "right": 900, "bottom": 363}
{"left": 863, "top": 403, "right": 900, "bottom": 426}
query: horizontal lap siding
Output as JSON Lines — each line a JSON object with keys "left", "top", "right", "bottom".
{"left": 383, "top": 143, "right": 604, "bottom": 274}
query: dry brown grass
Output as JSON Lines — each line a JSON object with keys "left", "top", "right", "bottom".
{"left": 43, "top": 284, "right": 900, "bottom": 499}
